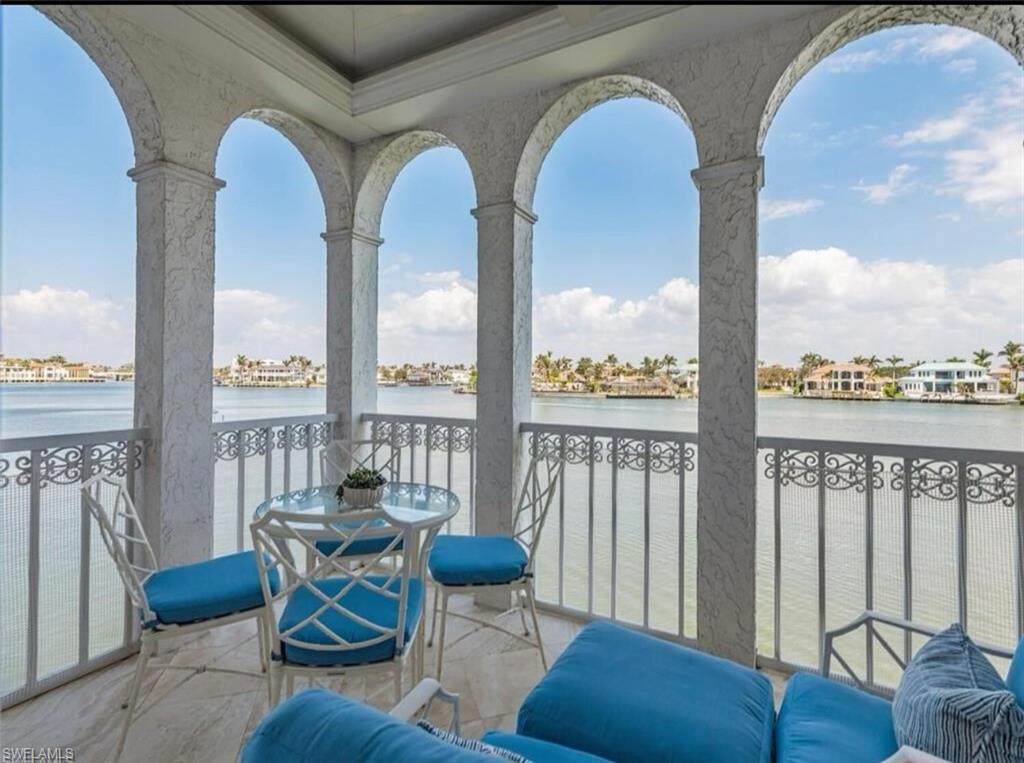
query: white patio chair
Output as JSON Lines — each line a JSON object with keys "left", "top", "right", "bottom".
{"left": 82, "top": 474, "right": 274, "bottom": 761}
{"left": 251, "top": 504, "right": 433, "bottom": 706}
{"left": 426, "top": 449, "right": 564, "bottom": 679}
{"left": 319, "top": 437, "right": 401, "bottom": 485}
{"left": 314, "top": 438, "right": 403, "bottom": 571}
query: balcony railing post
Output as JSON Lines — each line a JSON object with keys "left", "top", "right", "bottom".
{"left": 773, "top": 447, "right": 782, "bottom": 662}
{"left": 78, "top": 444, "right": 93, "bottom": 665}
{"left": 956, "top": 460, "right": 969, "bottom": 632}
{"left": 236, "top": 431, "right": 246, "bottom": 553}
{"left": 817, "top": 449, "right": 826, "bottom": 666}
{"left": 902, "top": 456, "right": 914, "bottom": 662}
{"left": 1017, "top": 464, "right": 1024, "bottom": 640}
{"left": 865, "top": 453, "right": 875, "bottom": 686}
{"left": 27, "top": 449, "right": 41, "bottom": 690}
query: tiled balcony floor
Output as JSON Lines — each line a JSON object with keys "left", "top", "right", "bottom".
{"left": 2, "top": 596, "right": 788, "bottom": 763}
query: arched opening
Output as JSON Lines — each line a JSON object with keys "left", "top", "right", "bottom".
{"left": 212, "top": 114, "right": 332, "bottom": 555}
{"left": 0, "top": 3, "right": 144, "bottom": 693}
{"left": 757, "top": 18, "right": 1023, "bottom": 672}
{"left": 519, "top": 78, "right": 700, "bottom": 636}
{"left": 374, "top": 146, "right": 478, "bottom": 417}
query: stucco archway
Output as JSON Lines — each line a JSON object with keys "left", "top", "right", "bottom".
{"left": 35, "top": 5, "right": 162, "bottom": 164}
{"left": 215, "top": 108, "right": 352, "bottom": 230}
{"left": 759, "top": 4, "right": 1024, "bottom": 152}
{"left": 514, "top": 74, "right": 692, "bottom": 211}
{"left": 354, "top": 130, "right": 479, "bottom": 238}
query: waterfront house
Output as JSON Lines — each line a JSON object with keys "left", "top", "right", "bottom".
{"left": 899, "top": 361, "right": 998, "bottom": 398}
{"left": 674, "top": 362, "right": 700, "bottom": 393}
{"left": 2, "top": 5, "right": 1021, "bottom": 761}
{"left": 801, "top": 362, "right": 882, "bottom": 397}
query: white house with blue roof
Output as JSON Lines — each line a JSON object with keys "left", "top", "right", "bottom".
{"left": 899, "top": 361, "right": 997, "bottom": 398}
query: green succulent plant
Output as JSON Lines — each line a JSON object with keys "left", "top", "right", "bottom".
{"left": 340, "top": 467, "right": 387, "bottom": 490}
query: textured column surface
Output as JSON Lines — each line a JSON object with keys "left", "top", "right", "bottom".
{"left": 130, "top": 160, "right": 223, "bottom": 568}
{"left": 324, "top": 228, "right": 380, "bottom": 440}
{"left": 692, "top": 157, "right": 762, "bottom": 666}
{"left": 473, "top": 201, "right": 535, "bottom": 541}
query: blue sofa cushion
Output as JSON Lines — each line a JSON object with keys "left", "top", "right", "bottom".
{"left": 483, "top": 731, "right": 611, "bottom": 762}
{"left": 278, "top": 576, "right": 422, "bottom": 667}
{"left": 243, "top": 689, "right": 505, "bottom": 763}
{"left": 429, "top": 535, "right": 527, "bottom": 586}
{"left": 893, "top": 623, "right": 1024, "bottom": 761}
{"left": 775, "top": 672, "right": 897, "bottom": 762}
{"left": 315, "top": 517, "right": 402, "bottom": 558}
{"left": 1005, "top": 638, "right": 1024, "bottom": 709}
{"left": 143, "top": 550, "right": 277, "bottom": 627}
{"left": 517, "top": 621, "right": 774, "bottom": 763}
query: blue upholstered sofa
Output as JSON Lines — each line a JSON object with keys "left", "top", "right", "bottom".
{"left": 243, "top": 619, "right": 1024, "bottom": 762}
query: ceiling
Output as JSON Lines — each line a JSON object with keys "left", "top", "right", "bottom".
{"left": 110, "top": 4, "right": 828, "bottom": 143}
{"left": 250, "top": 5, "right": 549, "bottom": 80}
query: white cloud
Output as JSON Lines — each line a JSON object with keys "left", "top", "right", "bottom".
{"left": 1, "top": 285, "right": 132, "bottom": 364}
{"left": 917, "top": 29, "right": 979, "bottom": 57}
{"left": 760, "top": 198, "right": 824, "bottom": 221}
{"left": 214, "top": 289, "right": 323, "bottom": 364}
{"left": 415, "top": 270, "right": 463, "bottom": 286}
{"left": 886, "top": 101, "right": 983, "bottom": 147}
{"left": 758, "top": 248, "right": 1022, "bottom": 364}
{"left": 936, "top": 212, "right": 961, "bottom": 222}
{"left": 853, "top": 163, "right": 916, "bottom": 204}
{"left": 943, "top": 57, "right": 977, "bottom": 75}
{"left": 941, "top": 122, "right": 1024, "bottom": 209}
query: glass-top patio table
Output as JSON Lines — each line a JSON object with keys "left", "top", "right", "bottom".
{"left": 253, "top": 481, "right": 460, "bottom": 574}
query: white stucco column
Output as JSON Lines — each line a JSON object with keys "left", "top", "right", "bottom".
{"left": 691, "top": 156, "right": 763, "bottom": 666}
{"left": 324, "top": 228, "right": 381, "bottom": 441}
{"left": 473, "top": 200, "right": 536, "bottom": 543}
{"left": 129, "top": 160, "right": 224, "bottom": 568}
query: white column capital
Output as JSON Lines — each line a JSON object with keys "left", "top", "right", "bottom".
{"left": 471, "top": 201, "right": 538, "bottom": 225}
{"left": 691, "top": 156, "right": 764, "bottom": 191}
{"left": 321, "top": 228, "right": 384, "bottom": 247}
{"left": 127, "top": 160, "right": 226, "bottom": 191}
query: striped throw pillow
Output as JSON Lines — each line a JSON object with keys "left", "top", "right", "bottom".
{"left": 893, "top": 623, "right": 1024, "bottom": 762}
{"left": 416, "top": 720, "right": 532, "bottom": 763}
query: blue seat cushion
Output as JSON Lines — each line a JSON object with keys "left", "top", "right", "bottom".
{"left": 243, "top": 688, "right": 504, "bottom": 763}
{"left": 143, "top": 550, "right": 276, "bottom": 627}
{"left": 517, "top": 621, "right": 774, "bottom": 763}
{"left": 775, "top": 672, "right": 897, "bottom": 763}
{"left": 278, "top": 576, "right": 423, "bottom": 667}
{"left": 428, "top": 535, "right": 527, "bottom": 586}
{"left": 483, "top": 731, "right": 612, "bottom": 762}
{"left": 1005, "top": 638, "right": 1024, "bottom": 709}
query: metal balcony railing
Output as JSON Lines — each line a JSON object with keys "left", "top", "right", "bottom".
{"left": 0, "top": 428, "right": 147, "bottom": 708}
{"left": 4, "top": 414, "right": 1021, "bottom": 706}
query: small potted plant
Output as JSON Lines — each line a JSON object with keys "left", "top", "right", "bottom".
{"left": 337, "top": 467, "right": 387, "bottom": 508}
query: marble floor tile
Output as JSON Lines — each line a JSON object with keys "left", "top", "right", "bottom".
{"left": 1, "top": 606, "right": 792, "bottom": 762}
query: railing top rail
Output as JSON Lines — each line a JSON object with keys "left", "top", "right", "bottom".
{"left": 0, "top": 428, "right": 150, "bottom": 454}
{"left": 521, "top": 420, "right": 699, "bottom": 444}
{"left": 363, "top": 412, "right": 476, "bottom": 427}
{"left": 211, "top": 413, "right": 338, "bottom": 433}
{"left": 757, "top": 434, "right": 1024, "bottom": 466}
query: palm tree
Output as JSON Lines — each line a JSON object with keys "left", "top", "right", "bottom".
{"left": 661, "top": 354, "right": 678, "bottom": 375}
{"left": 851, "top": 355, "right": 869, "bottom": 366}
{"left": 867, "top": 355, "right": 881, "bottom": 372}
{"left": 946, "top": 356, "right": 966, "bottom": 363}
{"left": 1002, "top": 341, "right": 1024, "bottom": 393}
{"left": 884, "top": 355, "right": 903, "bottom": 382}
{"left": 973, "top": 348, "right": 993, "bottom": 368}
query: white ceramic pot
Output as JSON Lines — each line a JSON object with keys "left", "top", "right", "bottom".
{"left": 342, "top": 484, "right": 386, "bottom": 508}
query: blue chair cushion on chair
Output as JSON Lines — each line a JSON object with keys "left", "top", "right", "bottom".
{"left": 243, "top": 688, "right": 505, "bottom": 763}
{"left": 315, "top": 518, "right": 403, "bottom": 558}
{"left": 143, "top": 550, "right": 276, "bottom": 627}
{"left": 517, "top": 621, "right": 774, "bottom": 763}
{"left": 775, "top": 672, "right": 897, "bottom": 763}
{"left": 1005, "top": 638, "right": 1024, "bottom": 709}
{"left": 278, "top": 576, "right": 423, "bottom": 667}
{"left": 428, "top": 535, "right": 527, "bottom": 586}
{"left": 482, "top": 731, "right": 612, "bottom": 762}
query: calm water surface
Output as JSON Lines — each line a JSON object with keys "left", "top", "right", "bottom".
{"left": 2, "top": 383, "right": 1021, "bottom": 450}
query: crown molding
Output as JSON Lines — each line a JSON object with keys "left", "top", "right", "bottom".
{"left": 351, "top": 5, "right": 684, "bottom": 115}
{"left": 177, "top": 5, "right": 353, "bottom": 113}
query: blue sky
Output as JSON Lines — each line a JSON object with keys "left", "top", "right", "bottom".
{"left": 2, "top": 7, "right": 1021, "bottom": 367}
